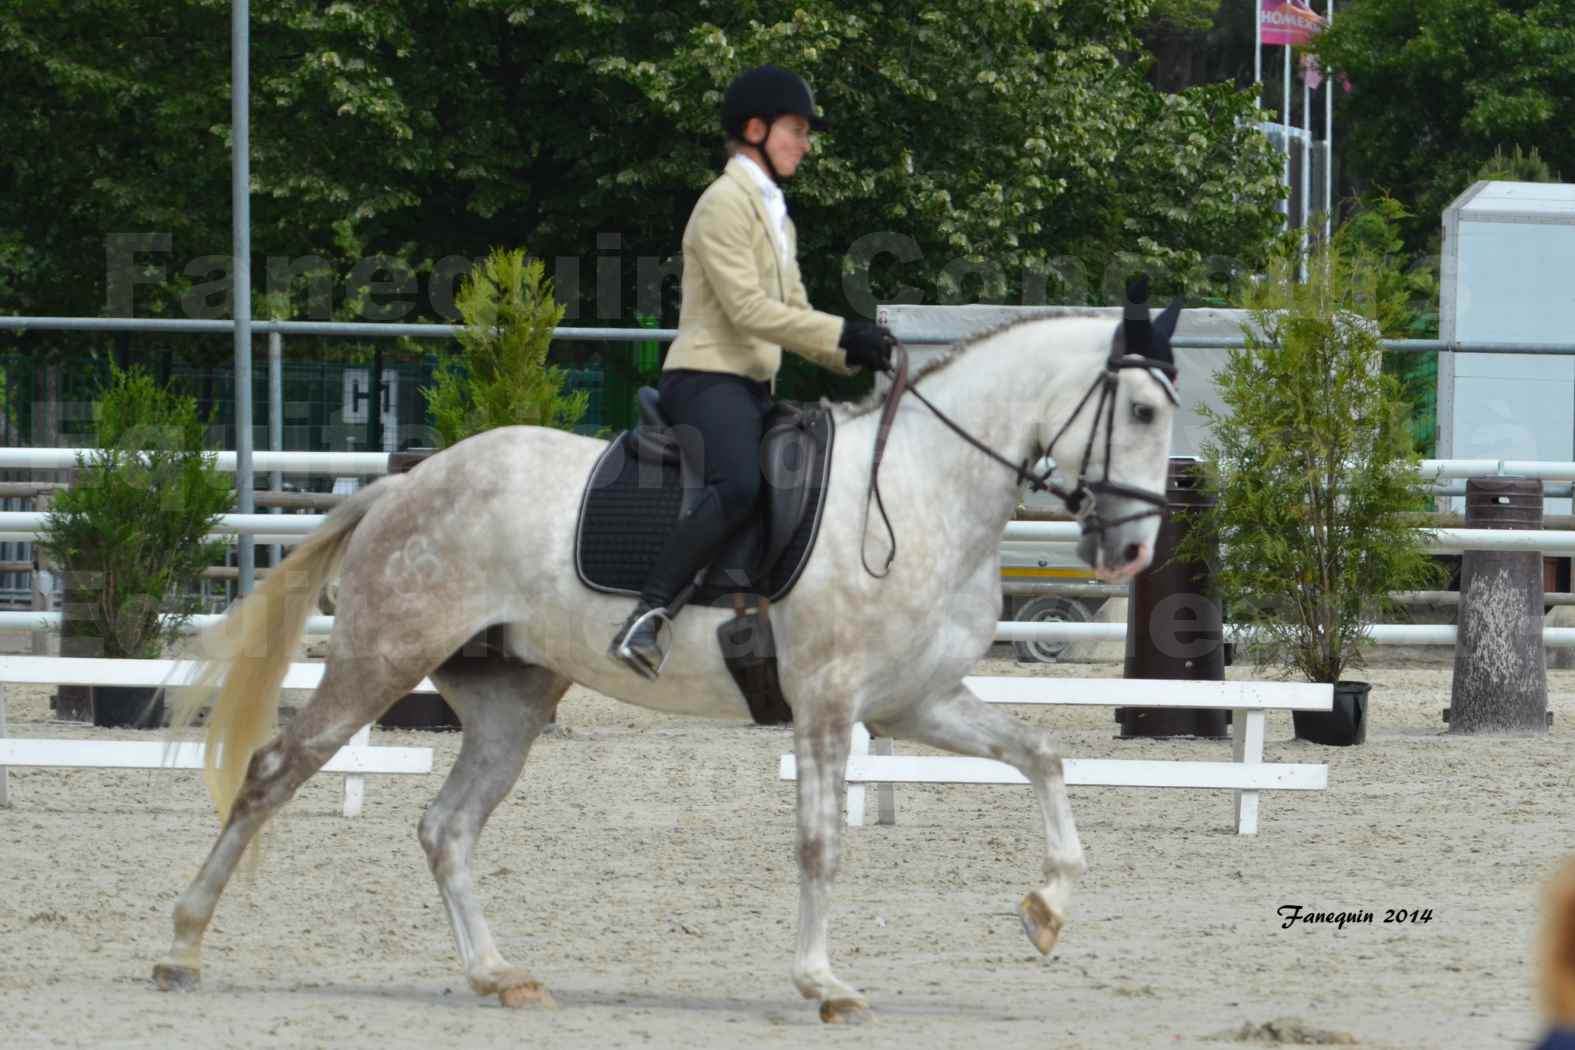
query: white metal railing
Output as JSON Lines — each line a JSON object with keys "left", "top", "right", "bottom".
{"left": 0, "top": 511, "right": 325, "bottom": 546}
{"left": 0, "top": 656, "right": 436, "bottom": 814}
{"left": 1001, "top": 520, "right": 1575, "bottom": 554}
{"left": 1, "top": 610, "right": 1569, "bottom": 648}
{"left": 5, "top": 513, "right": 1565, "bottom": 552}
{"left": 0, "top": 448, "right": 390, "bottom": 474}
{"left": 1417, "top": 459, "right": 1575, "bottom": 482}
{"left": 5, "top": 449, "right": 1575, "bottom": 485}
{"left": 993, "top": 621, "right": 1575, "bottom": 647}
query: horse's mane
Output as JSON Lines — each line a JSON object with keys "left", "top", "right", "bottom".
{"left": 834, "top": 309, "right": 1113, "bottom": 421}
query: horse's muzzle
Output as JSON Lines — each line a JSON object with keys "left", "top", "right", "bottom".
{"left": 1080, "top": 534, "right": 1153, "bottom": 581}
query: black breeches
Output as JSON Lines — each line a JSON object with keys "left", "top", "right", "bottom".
{"left": 638, "top": 370, "right": 771, "bottom": 607}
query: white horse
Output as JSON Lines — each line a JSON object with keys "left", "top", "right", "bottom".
{"left": 153, "top": 306, "right": 1181, "bottom": 1022}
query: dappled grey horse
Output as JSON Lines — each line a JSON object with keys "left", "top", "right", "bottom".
{"left": 154, "top": 305, "right": 1182, "bottom": 1022}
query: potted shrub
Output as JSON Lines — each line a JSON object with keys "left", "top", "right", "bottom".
{"left": 1184, "top": 232, "right": 1441, "bottom": 745}
{"left": 373, "top": 248, "right": 588, "bottom": 730}
{"left": 37, "top": 366, "right": 231, "bottom": 727}
{"left": 424, "top": 246, "right": 588, "bottom": 445}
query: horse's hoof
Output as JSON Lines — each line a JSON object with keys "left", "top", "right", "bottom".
{"left": 499, "top": 980, "right": 556, "bottom": 1010}
{"left": 1019, "top": 891, "right": 1065, "bottom": 956}
{"left": 152, "top": 962, "right": 201, "bottom": 992}
{"left": 819, "top": 997, "right": 874, "bottom": 1024}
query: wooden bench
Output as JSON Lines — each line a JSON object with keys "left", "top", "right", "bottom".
{"left": 780, "top": 676, "right": 1333, "bottom": 835}
{"left": 0, "top": 656, "right": 436, "bottom": 817}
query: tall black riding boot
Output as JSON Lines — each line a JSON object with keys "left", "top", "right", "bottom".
{"left": 609, "top": 491, "right": 734, "bottom": 678}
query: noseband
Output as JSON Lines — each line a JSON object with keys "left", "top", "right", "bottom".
{"left": 861, "top": 343, "right": 1180, "bottom": 578}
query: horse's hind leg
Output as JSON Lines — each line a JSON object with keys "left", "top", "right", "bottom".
{"left": 153, "top": 658, "right": 419, "bottom": 990}
{"left": 789, "top": 705, "right": 873, "bottom": 1024}
{"left": 419, "top": 659, "right": 569, "bottom": 1008}
{"left": 871, "top": 684, "right": 1086, "bottom": 957}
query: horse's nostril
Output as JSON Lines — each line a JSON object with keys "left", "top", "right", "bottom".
{"left": 1123, "top": 543, "right": 1142, "bottom": 564}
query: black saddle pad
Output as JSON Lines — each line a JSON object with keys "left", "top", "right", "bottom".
{"left": 574, "top": 407, "right": 835, "bottom": 605}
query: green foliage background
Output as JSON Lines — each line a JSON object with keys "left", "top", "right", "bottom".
{"left": 0, "top": 1, "right": 1283, "bottom": 363}
{"left": 1316, "top": 0, "right": 1575, "bottom": 248}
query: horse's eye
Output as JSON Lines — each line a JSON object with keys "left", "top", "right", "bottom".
{"left": 1131, "top": 402, "right": 1156, "bottom": 424}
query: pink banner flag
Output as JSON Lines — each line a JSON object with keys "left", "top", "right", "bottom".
{"left": 1261, "top": 0, "right": 1325, "bottom": 47}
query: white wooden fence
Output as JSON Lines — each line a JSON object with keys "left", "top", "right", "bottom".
{"left": 780, "top": 676, "right": 1333, "bottom": 835}
{"left": 0, "top": 656, "right": 436, "bottom": 817}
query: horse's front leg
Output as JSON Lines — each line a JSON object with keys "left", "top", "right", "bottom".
{"left": 873, "top": 683, "right": 1086, "bottom": 956}
{"left": 790, "top": 708, "right": 872, "bottom": 1024}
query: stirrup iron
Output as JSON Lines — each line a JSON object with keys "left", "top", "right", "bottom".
{"left": 614, "top": 605, "right": 674, "bottom": 680}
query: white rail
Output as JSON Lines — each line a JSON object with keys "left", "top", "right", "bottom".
{"left": 0, "top": 511, "right": 326, "bottom": 537}
{"left": 0, "top": 611, "right": 1570, "bottom": 648}
{"left": 1417, "top": 459, "right": 1575, "bottom": 481}
{"left": 1002, "top": 521, "right": 1575, "bottom": 554}
{"left": 0, "top": 656, "right": 436, "bottom": 816}
{"left": 0, "top": 448, "right": 390, "bottom": 474}
{"left": 785, "top": 677, "right": 1333, "bottom": 835}
{"left": 7, "top": 511, "right": 1575, "bottom": 554}
{"left": 3, "top": 448, "right": 1573, "bottom": 483}
{"left": 992, "top": 622, "right": 1575, "bottom": 647}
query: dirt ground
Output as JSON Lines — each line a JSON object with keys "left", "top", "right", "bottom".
{"left": 1, "top": 647, "right": 1571, "bottom": 1050}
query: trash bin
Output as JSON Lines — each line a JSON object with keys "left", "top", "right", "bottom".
{"left": 1120, "top": 458, "right": 1228, "bottom": 738}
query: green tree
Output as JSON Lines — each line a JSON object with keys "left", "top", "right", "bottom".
{"left": 1186, "top": 232, "right": 1440, "bottom": 685}
{"left": 39, "top": 366, "right": 232, "bottom": 660}
{"left": 1315, "top": 0, "right": 1575, "bottom": 248}
{"left": 1473, "top": 144, "right": 1561, "bottom": 185}
{"left": 424, "top": 248, "right": 587, "bottom": 446}
{"left": 1331, "top": 195, "right": 1442, "bottom": 453}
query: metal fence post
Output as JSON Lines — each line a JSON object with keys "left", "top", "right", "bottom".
{"left": 269, "top": 331, "right": 284, "bottom": 570}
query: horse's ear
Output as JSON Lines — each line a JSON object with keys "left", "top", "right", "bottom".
{"left": 1155, "top": 295, "right": 1184, "bottom": 341}
{"left": 1125, "top": 274, "right": 1151, "bottom": 308}
{"left": 1146, "top": 294, "right": 1183, "bottom": 368}
{"left": 1122, "top": 274, "right": 1153, "bottom": 358}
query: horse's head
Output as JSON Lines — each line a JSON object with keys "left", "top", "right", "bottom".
{"left": 1047, "top": 285, "right": 1181, "bottom": 581}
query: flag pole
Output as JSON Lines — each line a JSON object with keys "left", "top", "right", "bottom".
{"left": 1325, "top": 0, "right": 1335, "bottom": 243}
{"left": 1302, "top": 66, "right": 1312, "bottom": 274}
{"left": 1283, "top": 43, "right": 1292, "bottom": 231}
{"left": 1254, "top": 0, "right": 1263, "bottom": 94}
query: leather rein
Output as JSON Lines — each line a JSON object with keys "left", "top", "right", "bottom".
{"left": 861, "top": 342, "right": 1180, "bottom": 578}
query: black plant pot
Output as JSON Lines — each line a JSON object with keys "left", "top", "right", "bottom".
{"left": 1293, "top": 680, "right": 1370, "bottom": 747}
{"left": 92, "top": 685, "right": 165, "bottom": 729}
{"left": 376, "top": 693, "right": 460, "bottom": 731}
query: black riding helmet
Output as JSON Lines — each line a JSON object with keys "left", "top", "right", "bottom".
{"left": 721, "top": 65, "right": 827, "bottom": 182}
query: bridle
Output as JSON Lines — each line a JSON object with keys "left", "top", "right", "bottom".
{"left": 860, "top": 340, "right": 1180, "bottom": 578}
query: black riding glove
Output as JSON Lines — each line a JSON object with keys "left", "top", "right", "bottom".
{"left": 839, "top": 319, "right": 896, "bottom": 372}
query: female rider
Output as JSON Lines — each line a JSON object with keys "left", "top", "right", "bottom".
{"left": 610, "top": 64, "right": 894, "bottom": 678}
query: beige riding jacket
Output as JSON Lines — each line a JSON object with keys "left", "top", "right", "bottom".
{"left": 662, "top": 156, "right": 853, "bottom": 382}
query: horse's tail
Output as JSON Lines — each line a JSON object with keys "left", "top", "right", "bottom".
{"left": 168, "top": 474, "right": 408, "bottom": 823}
{"left": 1544, "top": 857, "right": 1575, "bottom": 1029}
